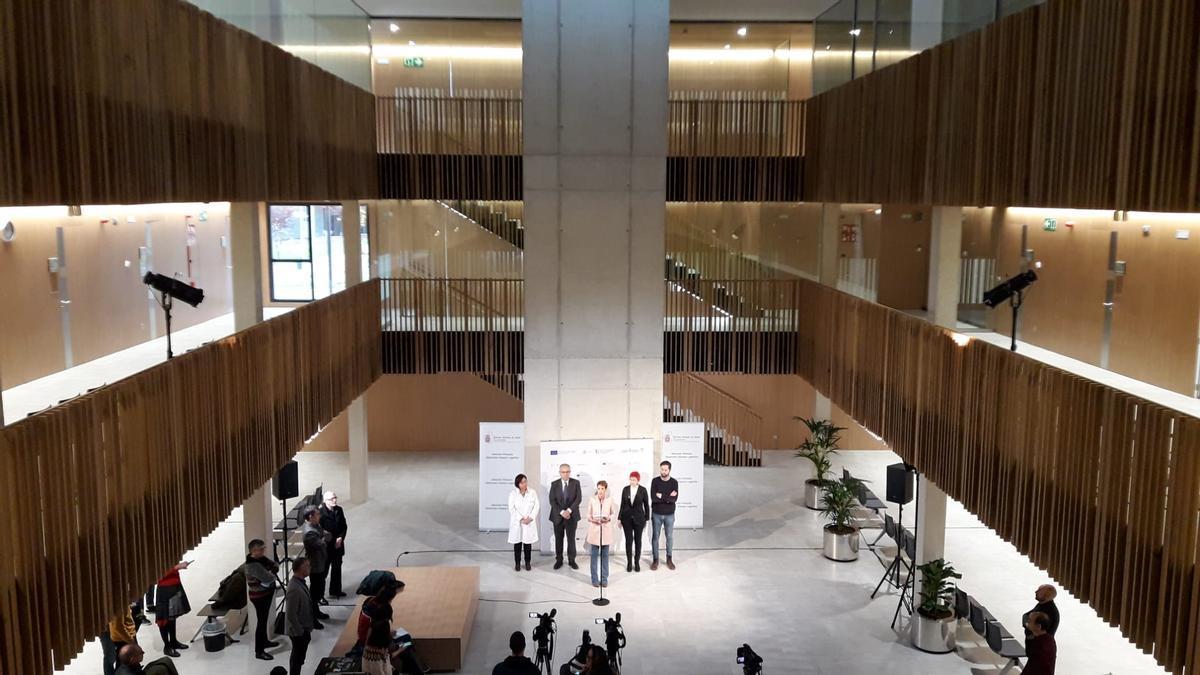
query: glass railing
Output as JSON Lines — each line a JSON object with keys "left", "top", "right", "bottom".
{"left": 184, "top": 0, "right": 372, "bottom": 90}
{"left": 813, "top": 0, "right": 1044, "bottom": 94}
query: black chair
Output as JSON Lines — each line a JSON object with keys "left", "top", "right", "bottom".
{"left": 954, "top": 588, "right": 970, "bottom": 620}
{"left": 985, "top": 621, "right": 1025, "bottom": 674}
{"left": 968, "top": 598, "right": 994, "bottom": 638}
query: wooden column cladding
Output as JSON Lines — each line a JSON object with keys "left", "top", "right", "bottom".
{"left": 794, "top": 278, "right": 1200, "bottom": 675}
{"left": 804, "top": 0, "right": 1200, "bottom": 212}
{"left": 0, "top": 281, "right": 381, "bottom": 671}
{"left": 0, "top": 0, "right": 377, "bottom": 206}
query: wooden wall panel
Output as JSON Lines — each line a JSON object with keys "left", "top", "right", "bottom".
{"left": 804, "top": 0, "right": 1200, "bottom": 213}
{"left": 0, "top": 280, "right": 380, "bottom": 670}
{"left": 794, "top": 276, "right": 1200, "bottom": 675}
{"left": 0, "top": 0, "right": 377, "bottom": 207}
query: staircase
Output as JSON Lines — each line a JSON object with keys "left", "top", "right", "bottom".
{"left": 439, "top": 200, "right": 524, "bottom": 249}
{"left": 663, "top": 373, "right": 763, "bottom": 467}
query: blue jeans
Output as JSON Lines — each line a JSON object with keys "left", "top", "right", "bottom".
{"left": 590, "top": 544, "right": 610, "bottom": 585}
{"left": 652, "top": 513, "right": 675, "bottom": 561}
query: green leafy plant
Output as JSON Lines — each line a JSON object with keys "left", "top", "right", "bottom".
{"left": 916, "top": 559, "right": 962, "bottom": 620}
{"left": 794, "top": 417, "right": 846, "bottom": 487}
{"left": 819, "top": 476, "right": 864, "bottom": 534}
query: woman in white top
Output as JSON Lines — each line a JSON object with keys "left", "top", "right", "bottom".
{"left": 508, "top": 473, "right": 540, "bottom": 571}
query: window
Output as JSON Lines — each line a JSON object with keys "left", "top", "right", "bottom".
{"left": 268, "top": 203, "right": 347, "bottom": 302}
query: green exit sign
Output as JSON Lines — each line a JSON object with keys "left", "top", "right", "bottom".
{"left": 1043, "top": 217, "right": 1057, "bottom": 231}
{"left": 403, "top": 56, "right": 424, "bottom": 68}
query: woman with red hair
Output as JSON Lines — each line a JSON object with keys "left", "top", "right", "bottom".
{"left": 618, "top": 472, "right": 650, "bottom": 573}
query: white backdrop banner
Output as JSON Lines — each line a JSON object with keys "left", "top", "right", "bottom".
{"left": 662, "top": 422, "right": 705, "bottom": 528}
{"left": 479, "top": 423, "right": 525, "bottom": 531}
{"left": 538, "top": 438, "right": 656, "bottom": 554}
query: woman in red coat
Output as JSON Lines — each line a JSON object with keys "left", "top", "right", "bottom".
{"left": 152, "top": 562, "right": 192, "bottom": 658}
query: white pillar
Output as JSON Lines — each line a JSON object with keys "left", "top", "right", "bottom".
{"left": 915, "top": 475, "right": 948, "bottom": 565}
{"left": 341, "top": 200, "right": 370, "bottom": 504}
{"left": 926, "top": 206, "right": 963, "bottom": 329}
{"left": 341, "top": 201, "right": 363, "bottom": 287}
{"left": 522, "top": 0, "right": 667, "bottom": 486}
{"left": 231, "top": 202, "right": 274, "bottom": 547}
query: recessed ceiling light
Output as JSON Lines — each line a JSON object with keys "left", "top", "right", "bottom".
{"left": 737, "top": 26, "right": 748, "bottom": 37}
{"left": 376, "top": 57, "right": 390, "bottom": 64}
{"left": 389, "top": 23, "right": 399, "bottom": 33}
{"left": 825, "top": 45, "right": 832, "bottom": 50}
{"left": 849, "top": 28, "right": 862, "bottom": 37}
{"left": 723, "top": 44, "right": 731, "bottom": 49}
{"left": 874, "top": 208, "right": 882, "bottom": 215}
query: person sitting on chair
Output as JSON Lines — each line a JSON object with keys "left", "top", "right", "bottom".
{"left": 492, "top": 631, "right": 539, "bottom": 675}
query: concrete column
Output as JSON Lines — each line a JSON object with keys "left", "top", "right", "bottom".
{"left": 523, "top": 1, "right": 667, "bottom": 554}
{"left": 915, "top": 474, "right": 948, "bottom": 565}
{"left": 341, "top": 201, "right": 363, "bottom": 287}
{"left": 231, "top": 202, "right": 273, "bottom": 546}
{"left": 926, "top": 206, "right": 963, "bottom": 329}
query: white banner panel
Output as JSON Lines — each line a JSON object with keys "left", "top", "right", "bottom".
{"left": 662, "top": 422, "right": 705, "bottom": 528}
{"left": 479, "top": 423, "right": 525, "bottom": 531}
{"left": 538, "top": 438, "right": 656, "bottom": 554}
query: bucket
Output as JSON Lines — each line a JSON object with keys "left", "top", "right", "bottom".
{"left": 201, "top": 618, "right": 227, "bottom": 652}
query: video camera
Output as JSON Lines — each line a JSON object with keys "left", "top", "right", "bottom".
{"left": 560, "top": 629, "right": 592, "bottom": 675}
{"left": 737, "top": 643, "right": 763, "bottom": 674}
{"left": 528, "top": 609, "right": 557, "bottom": 675}
{"left": 595, "top": 612, "right": 626, "bottom": 670}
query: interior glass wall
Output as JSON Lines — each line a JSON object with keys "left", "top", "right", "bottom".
{"left": 268, "top": 204, "right": 346, "bottom": 302}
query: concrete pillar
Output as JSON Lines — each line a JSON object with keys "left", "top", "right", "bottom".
{"left": 915, "top": 475, "right": 948, "bottom": 566}
{"left": 926, "top": 206, "right": 963, "bottom": 329}
{"left": 523, "top": 0, "right": 667, "bottom": 552}
{"left": 341, "top": 201, "right": 363, "bottom": 287}
{"left": 231, "top": 202, "right": 274, "bottom": 546}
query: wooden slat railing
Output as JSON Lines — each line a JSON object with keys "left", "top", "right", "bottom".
{"left": 0, "top": 280, "right": 381, "bottom": 672}
{"left": 793, "top": 277, "right": 1200, "bottom": 675}
{"left": 664, "top": 372, "right": 763, "bottom": 466}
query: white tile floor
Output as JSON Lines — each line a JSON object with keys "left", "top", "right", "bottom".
{"left": 57, "top": 450, "right": 1165, "bottom": 675}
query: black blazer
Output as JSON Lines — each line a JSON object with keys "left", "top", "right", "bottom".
{"left": 548, "top": 477, "right": 582, "bottom": 524}
{"left": 619, "top": 485, "right": 650, "bottom": 527}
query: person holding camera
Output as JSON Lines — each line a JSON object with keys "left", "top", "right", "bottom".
{"left": 586, "top": 481, "right": 616, "bottom": 588}
{"left": 508, "top": 473, "right": 540, "bottom": 571}
{"left": 618, "top": 472, "right": 650, "bottom": 573}
{"left": 493, "top": 631, "right": 540, "bottom": 675}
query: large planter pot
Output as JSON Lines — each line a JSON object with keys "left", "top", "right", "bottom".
{"left": 911, "top": 612, "right": 956, "bottom": 654}
{"left": 822, "top": 526, "right": 859, "bottom": 562}
{"left": 804, "top": 479, "right": 823, "bottom": 509}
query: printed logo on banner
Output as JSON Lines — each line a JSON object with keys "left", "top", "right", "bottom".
{"left": 664, "top": 434, "right": 672, "bottom": 443}
{"left": 485, "top": 434, "right": 492, "bottom": 443}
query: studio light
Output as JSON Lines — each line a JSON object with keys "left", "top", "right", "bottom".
{"left": 143, "top": 271, "right": 204, "bottom": 307}
{"left": 982, "top": 270, "right": 1037, "bottom": 308}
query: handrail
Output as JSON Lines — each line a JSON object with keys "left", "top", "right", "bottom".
{"left": 665, "top": 372, "right": 763, "bottom": 466}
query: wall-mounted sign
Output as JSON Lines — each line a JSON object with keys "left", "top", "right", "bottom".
{"left": 840, "top": 223, "right": 857, "bottom": 243}
{"left": 403, "top": 56, "right": 425, "bottom": 68}
{"left": 1042, "top": 217, "right": 1057, "bottom": 232}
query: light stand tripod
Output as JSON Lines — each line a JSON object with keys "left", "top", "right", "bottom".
{"left": 890, "top": 475, "right": 922, "bottom": 630}
{"left": 1009, "top": 289, "right": 1024, "bottom": 352}
{"left": 153, "top": 290, "right": 175, "bottom": 360}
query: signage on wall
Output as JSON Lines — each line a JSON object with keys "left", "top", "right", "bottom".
{"left": 403, "top": 57, "right": 425, "bottom": 68}
{"left": 1043, "top": 217, "right": 1058, "bottom": 232}
{"left": 840, "top": 223, "right": 857, "bottom": 243}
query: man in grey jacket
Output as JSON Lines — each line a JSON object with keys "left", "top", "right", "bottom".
{"left": 286, "top": 557, "right": 315, "bottom": 675}
{"left": 301, "top": 506, "right": 332, "bottom": 620}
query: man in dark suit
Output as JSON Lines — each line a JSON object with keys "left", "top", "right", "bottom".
{"left": 319, "top": 491, "right": 349, "bottom": 599}
{"left": 548, "top": 463, "right": 582, "bottom": 570}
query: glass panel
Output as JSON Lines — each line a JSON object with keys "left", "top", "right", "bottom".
{"left": 360, "top": 203, "right": 370, "bottom": 281}
{"left": 853, "top": 0, "right": 877, "bottom": 79}
{"left": 272, "top": 261, "right": 314, "bottom": 301}
{"left": 269, "top": 205, "right": 311, "bottom": 260}
{"left": 999, "top": 0, "right": 1043, "bottom": 18}
{"left": 310, "top": 204, "right": 345, "bottom": 299}
{"left": 876, "top": 0, "right": 915, "bottom": 70}
{"left": 942, "top": 0, "right": 997, "bottom": 41}
{"left": 813, "top": 0, "right": 856, "bottom": 94}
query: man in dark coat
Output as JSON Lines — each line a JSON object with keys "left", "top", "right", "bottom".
{"left": 548, "top": 464, "right": 582, "bottom": 570}
{"left": 301, "top": 506, "right": 332, "bottom": 621}
{"left": 319, "top": 491, "right": 349, "bottom": 599}
{"left": 492, "top": 631, "right": 540, "bottom": 675}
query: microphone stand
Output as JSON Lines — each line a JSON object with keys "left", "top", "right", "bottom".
{"left": 593, "top": 498, "right": 611, "bottom": 607}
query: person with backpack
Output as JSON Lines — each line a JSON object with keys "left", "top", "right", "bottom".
{"left": 242, "top": 538, "right": 281, "bottom": 661}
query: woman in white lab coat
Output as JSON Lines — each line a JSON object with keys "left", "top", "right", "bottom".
{"left": 509, "top": 473, "right": 540, "bottom": 571}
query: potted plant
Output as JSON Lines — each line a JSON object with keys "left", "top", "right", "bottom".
{"left": 819, "top": 476, "right": 863, "bottom": 562}
{"left": 794, "top": 417, "right": 845, "bottom": 509}
{"left": 911, "top": 558, "right": 962, "bottom": 653}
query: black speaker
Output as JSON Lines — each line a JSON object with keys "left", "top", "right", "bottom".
{"left": 273, "top": 460, "right": 299, "bottom": 500}
{"left": 885, "top": 462, "right": 915, "bottom": 504}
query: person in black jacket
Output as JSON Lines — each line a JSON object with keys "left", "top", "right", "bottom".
{"left": 1022, "top": 584, "right": 1060, "bottom": 640}
{"left": 650, "top": 461, "right": 679, "bottom": 571}
{"left": 619, "top": 472, "right": 650, "bottom": 572}
{"left": 319, "top": 491, "right": 349, "bottom": 599}
{"left": 548, "top": 464, "right": 582, "bottom": 570}
{"left": 492, "top": 631, "right": 540, "bottom": 675}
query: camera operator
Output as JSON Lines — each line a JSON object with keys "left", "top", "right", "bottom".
{"left": 493, "top": 631, "right": 539, "bottom": 675}
{"left": 559, "top": 630, "right": 592, "bottom": 675}
{"left": 583, "top": 645, "right": 617, "bottom": 675}
{"left": 601, "top": 613, "right": 626, "bottom": 672}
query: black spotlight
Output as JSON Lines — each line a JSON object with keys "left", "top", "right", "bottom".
{"left": 983, "top": 269, "right": 1038, "bottom": 352}
{"left": 143, "top": 271, "right": 204, "bottom": 307}
{"left": 142, "top": 271, "right": 204, "bottom": 359}
{"left": 982, "top": 269, "right": 1037, "bottom": 308}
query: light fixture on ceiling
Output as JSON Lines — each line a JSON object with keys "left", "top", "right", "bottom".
{"left": 737, "top": 26, "right": 748, "bottom": 37}
{"left": 874, "top": 208, "right": 882, "bottom": 215}
{"left": 723, "top": 44, "right": 731, "bottom": 49}
{"left": 389, "top": 23, "right": 399, "bottom": 33}
{"left": 849, "top": 28, "right": 862, "bottom": 37}
{"left": 408, "top": 40, "right": 416, "bottom": 47}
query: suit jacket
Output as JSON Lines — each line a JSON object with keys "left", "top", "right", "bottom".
{"left": 320, "top": 504, "right": 349, "bottom": 558}
{"left": 301, "top": 522, "right": 331, "bottom": 574}
{"left": 619, "top": 485, "right": 650, "bottom": 527}
{"left": 548, "top": 477, "right": 582, "bottom": 524}
{"left": 285, "top": 576, "right": 315, "bottom": 637}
